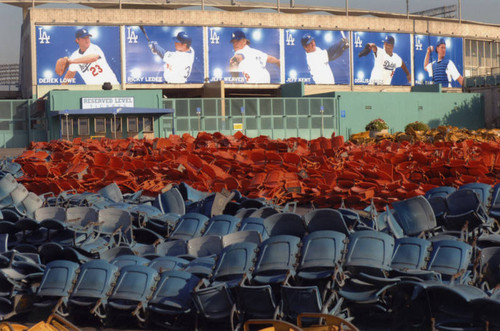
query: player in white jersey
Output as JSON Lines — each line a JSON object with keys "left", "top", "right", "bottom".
{"left": 301, "top": 33, "right": 349, "bottom": 85}
{"left": 359, "top": 35, "right": 411, "bottom": 85}
{"left": 63, "top": 28, "right": 119, "bottom": 85}
{"left": 149, "top": 31, "right": 195, "bottom": 83}
{"left": 229, "top": 30, "right": 280, "bottom": 84}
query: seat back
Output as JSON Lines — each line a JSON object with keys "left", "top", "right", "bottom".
{"left": 304, "top": 209, "right": 350, "bottom": 235}
{"left": 391, "top": 237, "right": 432, "bottom": 271}
{"left": 66, "top": 207, "right": 98, "bottom": 229}
{"left": 344, "top": 230, "right": 395, "bottom": 274}
{"left": 428, "top": 240, "right": 473, "bottom": 279}
{"left": 0, "top": 174, "right": 18, "bottom": 202}
{"left": 235, "top": 284, "right": 278, "bottom": 319}
{"left": 479, "top": 247, "right": 500, "bottom": 289}
{"left": 148, "top": 256, "right": 190, "bottom": 273}
{"left": 110, "top": 265, "right": 158, "bottom": 302}
{"left": 97, "top": 208, "right": 132, "bottom": 235}
{"left": 425, "top": 186, "right": 456, "bottom": 200}
{"left": 249, "top": 207, "right": 279, "bottom": 219}
{"left": 35, "top": 207, "right": 66, "bottom": 222}
{"left": 222, "top": 230, "right": 262, "bottom": 248}
{"left": 263, "top": 213, "right": 306, "bottom": 238}
{"left": 203, "top": 215, "right": 240, "bottom": 237}
{"left": 459, "top": 183, "right": 492, "bottom": 208}
{"left": 298, "top": 231, "right": 346, "bottom": 279}
{"left": 212, "top": 241, "right": 259, "bottom": 283}
{"left": 37, "top": 260, "right": 79, "bottom": 298}
{"left": 280, "top": 285, "right": 322, "bottom": 320}
{"left": 169, "top": 213, "right": 208, "bottom": 241}
{"left": 253, "top": 235, "right": 301, "bottom": 283}
{"left": 239, "top": 217, "right": 268, "bottom": 240}
{"left": 70, "top": 259, "right": 119, "bottom": 300}
{"left": 149, "top": 270, "right": 199, "bottom": 309}
{"left": 392, "top": 196, "right": 437, "bottom": 235}
{"left": 98, "top": 182, "right": 123, "bottom": 203}
{"left": 187, "top": 235, "right": 223, "bottom": 258}
{"left": 153, "top": 187, "right": 185, "bottom": 216}
{"left": 155, "top": 240, "right": 188, "bottom": 257}
{"left": 445, "top": 189, "right": 488, "bottom": 230}
{"left": 110, "top": 255, "right": 150, "bottom": 269}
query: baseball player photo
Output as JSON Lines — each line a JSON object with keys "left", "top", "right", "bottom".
{"left": 60, "top": 28, "right": 119, "bottom": 85}
{"left": 207, "top": 27, "right": 280, "bottom": 84}
{"left": 229, "top": 30, "right": 280, "bottom": 84}
{"left": 125, "top": 26, "right": 203, "bottom": 84}
{"left": 358, "top": 35, "right": 411, "bottom": 85}
{"left": 36, "top": 26, "right": 121, "bottom": 85}
{"left": 353, "top": 32, "right": 411, "bottom": 86}
{"left": 301, "top": 33, "right": 349, "bottom": 84}
{"left": 148, "top": 31, "right": 195, "bottom": 84}
{"left": 424, "top": 38, "right": 464, "bottom": 87}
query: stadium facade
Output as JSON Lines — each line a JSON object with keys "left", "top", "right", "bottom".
{"left": 0, "top": 1, "right": 499, "bottom": 146}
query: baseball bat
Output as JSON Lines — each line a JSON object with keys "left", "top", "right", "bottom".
{"left": 139, "top": 25, "right": 150, "bottom": 42}
{"left": 341, "top": 31, "right": 346, "bottom": 39}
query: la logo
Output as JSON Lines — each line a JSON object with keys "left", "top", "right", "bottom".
{"left": 415, "top": 37, "right": 423, "bottom": 51}
{"left": 286, "top": 31, "right": 295, "bottom": 46}
{"left": 38, "top": 28, "right": 50, "bottom": 44}
{"left": 354, "top": 34, "right": 363, "bottom": 48}
{"left": 127, "top": 27, "right": 138, "bottom": 44}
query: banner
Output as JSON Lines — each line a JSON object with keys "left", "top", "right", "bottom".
{"left": 125, "top": 26, "right": 204, "bottom": 84}
{"left": 284, "top": 29, "right": 350, "bottom": 85}
{"left": 36, "top": 26, "right": 121, "bottom": 85}
{"left": 352, "top": 31, "right": 411, "bottom": 86}
{"left": 414, "top": 35, "right": 463, "bottom": 88}
{"left": 208, "top": 27, "right": 280, "bottom": 84}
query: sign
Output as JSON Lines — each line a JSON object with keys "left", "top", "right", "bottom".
{"left": 233, "top": 123, "right": 243, "bottom": 130}
{"left": 414, "top": 35, "right": 463, "bottom": 88}
{"left": 81, "top": 97, "right": 135, "bottom": 109}
{"left": 125, "top": 26, "right": 204, "bottom": 84}
{"left": 36, "top": 26, "right": 121, "bottom": 85}
{"left": 352, "top": 31, "right": 411, "bottom": 86}
{"left": 208, "top": 27, "right": 280, "bottom": 84}
{"left": 284, "top": 29, "right": 350, "bottom": 85}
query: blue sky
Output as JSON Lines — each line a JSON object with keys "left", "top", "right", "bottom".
{"left": 0, "top": 0, "right": 498, "bottom": 64}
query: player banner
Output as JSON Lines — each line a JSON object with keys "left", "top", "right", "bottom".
{"left": 125, "top": 26, "right": 204, "bottom": 84}
{"left": 353, "top": 31, "right": 411, "bottom": 86}
{"left": 208, "top": 27, "right": 280, "bottom": 84}
{"left": 36, "top": 26, "right": 121, "bottom": 85}
{"left": 284, "top": 29, "right": 350, "bottom": 85}
{"left": 414, "top": 35, "right": 463, "bottom": 88}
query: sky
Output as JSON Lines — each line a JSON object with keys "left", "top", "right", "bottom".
{"left": 0, "top": 0, "right": 498, "bottom": 64}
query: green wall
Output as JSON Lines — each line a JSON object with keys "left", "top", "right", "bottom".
{"left": 314, "top": 91, "right": 484, "bottom": 138}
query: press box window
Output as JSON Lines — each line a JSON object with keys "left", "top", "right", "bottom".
{"left": 78, "top": 118, "right": 90, "bottom": 135}
{"left": 143, "top": 117, "right": 154, "bottom": 133}
{"left": 61, "top": 118, "right": 73, "bottom": 136}
{"left": 95, "top": 118, "right": 106, "bottom": 133}
{"left": 110, "top": 117, "right": 122, "bottom": 133}
{"left": 127, "top": 117, "right": 138, "bottom": 133}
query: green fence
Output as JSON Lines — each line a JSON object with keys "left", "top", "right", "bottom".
{"left": 0, "top": 99, "right": 46, "bottom": 148}
{"left": 162, "top": 97, "right": 340, "bottom": 140}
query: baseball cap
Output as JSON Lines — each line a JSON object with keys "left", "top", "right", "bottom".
{"left": 173, "top": 31, "right": 192, "bottom": 45}
{"left": 383, "top": 35, "right": 395, "bottom": 45}
{"left": 230, "top": 30, "right": 246, "bottom": 42}
{"left": 301, "top": 34, "right": 314, "bottom": 47}
{"left": 75, "top": 28, "right": 92, "bottom": 39}
{"left": 436, "top": 38, "right": 446, "bottom": 48}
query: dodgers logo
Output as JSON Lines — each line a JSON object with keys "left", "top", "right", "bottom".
{"left": 210, "top": 29, "right": 220, "bottom": 45}
{"left": 286, "top": 31, "right": 295, "bottom": 46}
{"left": 38, "top": 27, "right": 50, "bottom": 44}
{"left": 415, "top": 37, "right": 423, "bottom": 51}
{"left": 354, "top": 34, "right": 363, "bottom": 48}
{"left": 127, "top": 27, "right": 138, "bottom": 44}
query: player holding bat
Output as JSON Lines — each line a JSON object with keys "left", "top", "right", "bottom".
{"left": 228, "top": 30, "right": 280, "bottom": 84}
{"left": 300, "top": 32, "right": 349, "bottom": 85}
{"left": 148, "top": 31, "right": 195, "bottom": 84}
{"left": 55, "top": 28, "right": 119, "bottom": 85}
